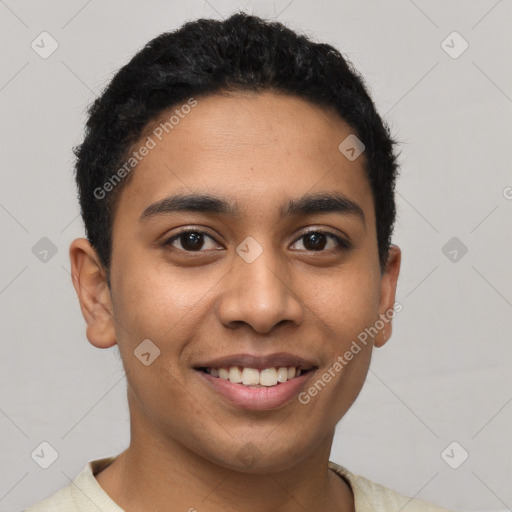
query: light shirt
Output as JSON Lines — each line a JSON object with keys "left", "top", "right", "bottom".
{"left": 25, "top": 456, "right": 455, "bottom": 511}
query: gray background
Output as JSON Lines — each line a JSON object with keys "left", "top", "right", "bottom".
{"left": 1, "top": 1, "right": 511, "bottom": 511}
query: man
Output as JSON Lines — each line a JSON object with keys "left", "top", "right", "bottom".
{"left": 26, "top": 12, "right": 456, "bottom": 512}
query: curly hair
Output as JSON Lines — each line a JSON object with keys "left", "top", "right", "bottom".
{"left": 74, "top": 12, "right": 399, "bottom": 275}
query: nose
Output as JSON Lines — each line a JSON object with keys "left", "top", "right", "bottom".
{"left": 216, "top": 246, "right": 304, "bottom": 334}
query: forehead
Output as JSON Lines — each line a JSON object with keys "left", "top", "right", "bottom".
{"left": 113, "top": 91, "right": 375, "bottom": 229}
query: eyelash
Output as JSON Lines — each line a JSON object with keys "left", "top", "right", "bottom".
{"left": 164, "top": 228, "right": 351, "bottom": 254}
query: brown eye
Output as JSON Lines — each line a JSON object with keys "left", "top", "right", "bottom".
{"left": 179, "top": 232, "right": 204, "bottom": 251}
{"left": 166, "top": 231, "right": 220, "bottom": 252}
{"left": 291, "top": 231, "right": 350, "bottom": 252}
{"left": 303, "top": 232, "right": 327, "bottom": 251}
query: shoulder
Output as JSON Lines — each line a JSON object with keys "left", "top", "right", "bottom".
{"left": 328, "top": 461, "right": 458, "bottom": 511}
{"left": 23, "top": 485, "right": 76, "bottom": 512}
{"left": 24, "top": 457, "right": 122, "bottom": 512}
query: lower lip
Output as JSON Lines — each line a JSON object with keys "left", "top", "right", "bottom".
{"left": 197, "top": 370, "right": 313, "bottom": 410}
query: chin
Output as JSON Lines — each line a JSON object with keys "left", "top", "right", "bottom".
{"left": 196, "top": 434, "right": 319, "bottom": 475}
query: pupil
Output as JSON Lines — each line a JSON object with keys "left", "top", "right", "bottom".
{"left": 182, "top": 232, "right": 203, "bottom": 251}
{"left": 305, "top": 233, "right": 326, "bottom": 251}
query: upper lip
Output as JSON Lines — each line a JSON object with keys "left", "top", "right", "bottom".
{"left": 194, "top": 352, "right": 318, "bottom": 371}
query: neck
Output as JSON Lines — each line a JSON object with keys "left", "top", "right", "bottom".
{"left": 95, "top": 400, "right": 354, "bottom": 512}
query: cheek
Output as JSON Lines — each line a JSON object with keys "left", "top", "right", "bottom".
{"left": 111, "top": 255, "right": 213, "bottom": 340}
{"left": 305, "top": 265, "right": 381, "bottom": 344}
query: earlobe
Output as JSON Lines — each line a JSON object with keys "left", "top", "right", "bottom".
{"left": 374, "top": 244, "right": 401, "bottom": 348}
{"left": 69, "top": 238, "right": 117, "bottom": 349}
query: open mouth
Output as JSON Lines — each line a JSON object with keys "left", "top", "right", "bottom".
{"left": 197, "top": 366, "right": 315, "bottom": 387}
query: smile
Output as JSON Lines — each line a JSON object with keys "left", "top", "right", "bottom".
{"left": 200, "top": 366, "right": 308, "bottom": 387}
{"left": 194, "top": 354, "right": 318, "bottom": 410}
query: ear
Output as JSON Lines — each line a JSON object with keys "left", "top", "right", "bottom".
{"left": 69, "top": 238, "right": 117, "bottom": 349}
{"left": 374, "top": 244, "right": 401, "bottom": 348}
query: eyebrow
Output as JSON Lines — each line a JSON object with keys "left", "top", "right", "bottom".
{"left": 138, "top": 192, "right": 365, "bottom": 225}
{"left": 281, "top": 192, "right": 365, "bottom": 225}
{"left": 139, "top": 193, "right": 238, "bottom": 221}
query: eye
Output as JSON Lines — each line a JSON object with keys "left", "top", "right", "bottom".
{"left": 165, "top": 230, "right": 221, "bottom": 252}
{"left": 290, "top": 230, "right": 350, "bottom": 252}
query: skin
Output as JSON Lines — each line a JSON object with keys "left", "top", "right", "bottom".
{"left": 70, "top": 91, "right": 401, "bottom": 512}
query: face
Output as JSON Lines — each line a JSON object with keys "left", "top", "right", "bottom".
{"left": 71, "top": 91, "right": 400, "bottom": 472}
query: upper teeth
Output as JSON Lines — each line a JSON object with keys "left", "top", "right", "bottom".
{"left": 207, "top": 366, "right": 301, "bottom": 387}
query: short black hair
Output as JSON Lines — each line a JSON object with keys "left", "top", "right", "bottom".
{"left": 74, "top": 12, "right": 399, "bottom": 276}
